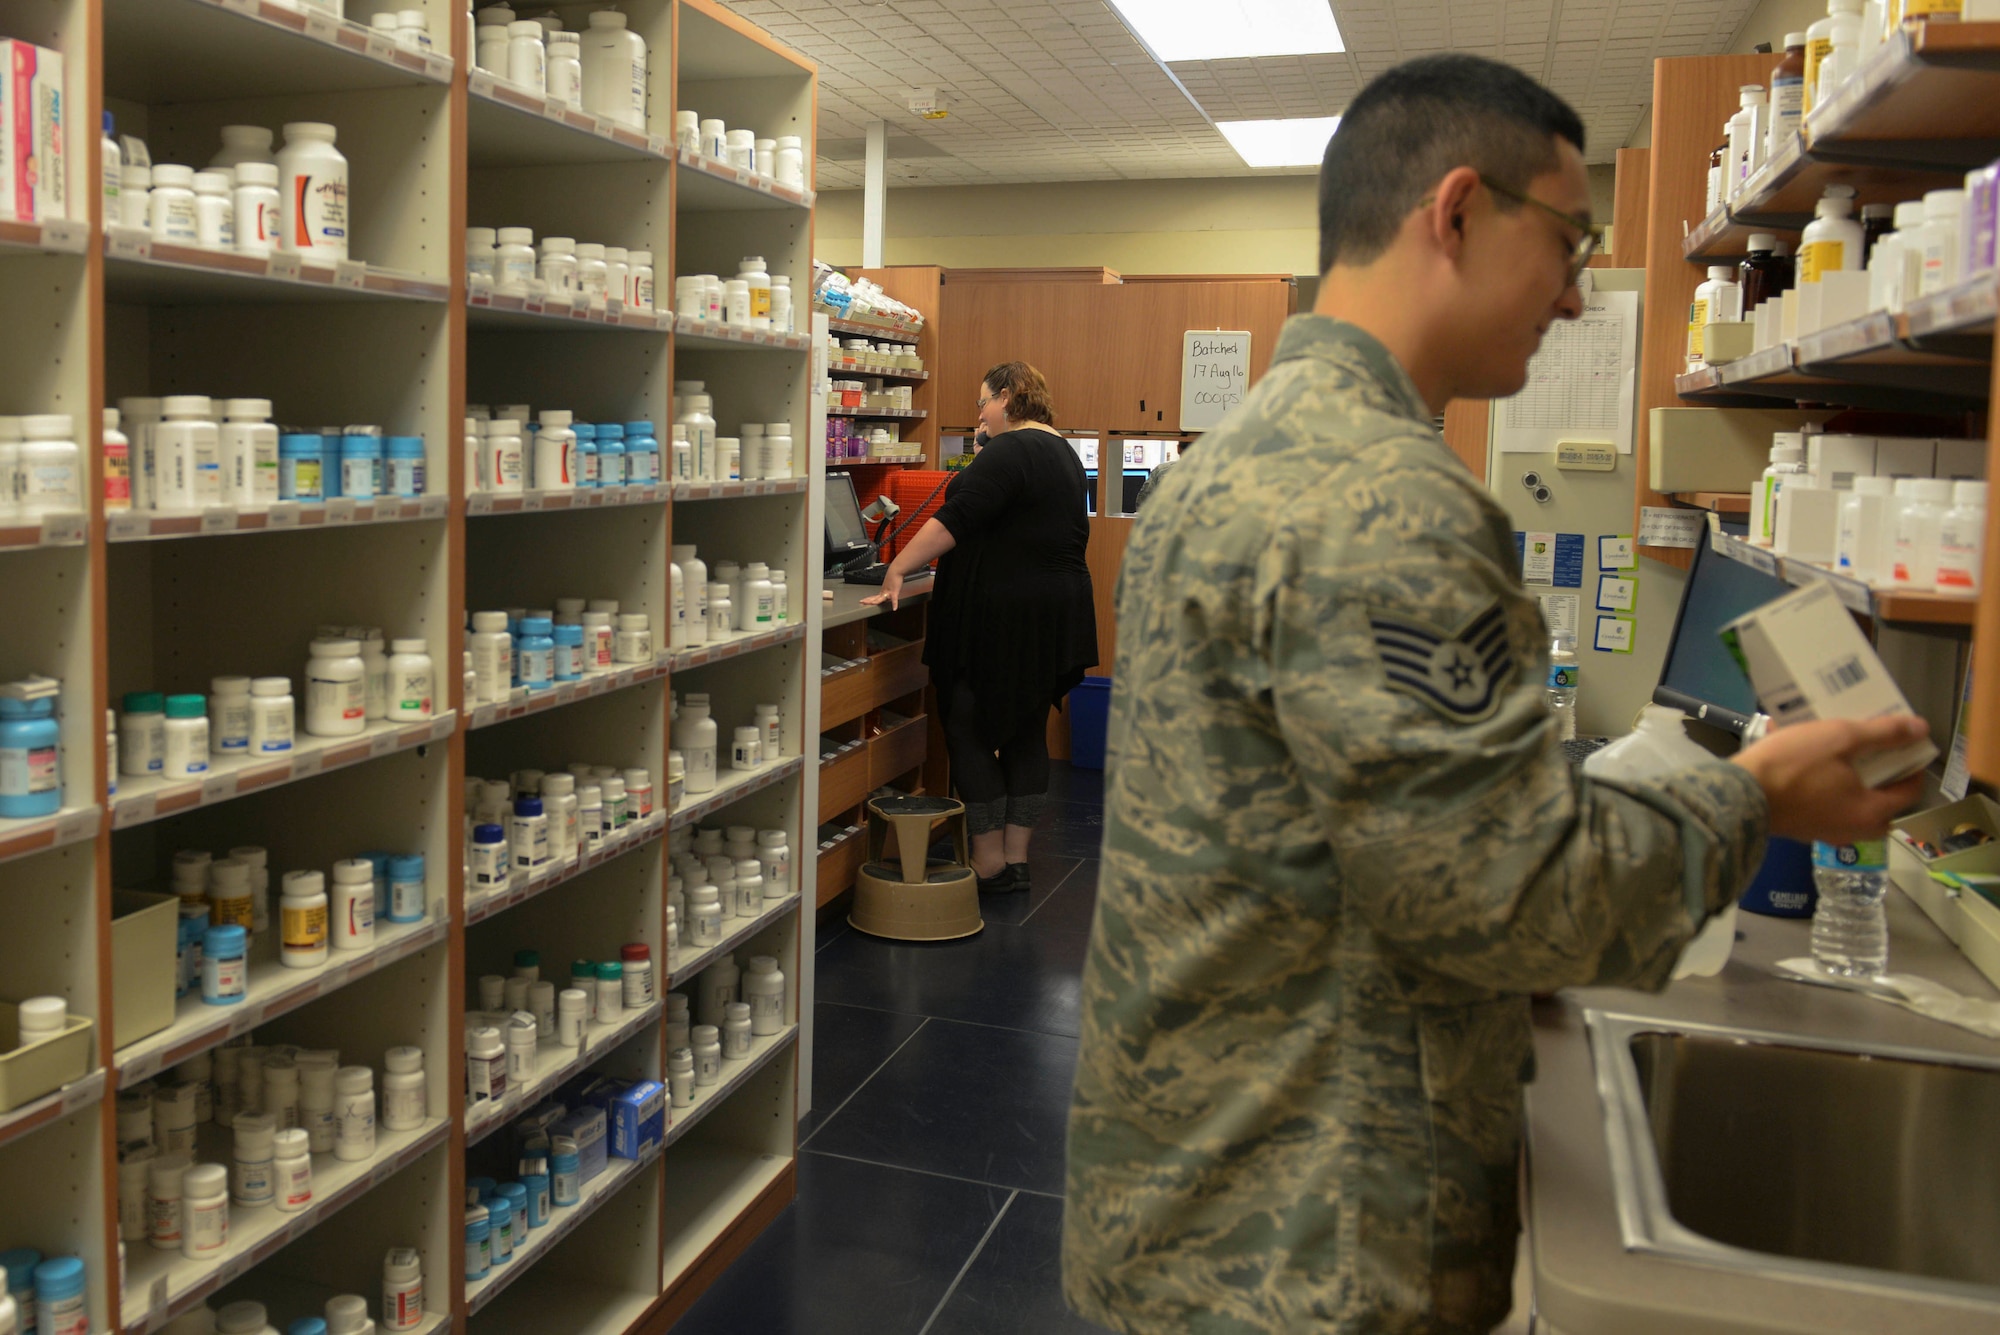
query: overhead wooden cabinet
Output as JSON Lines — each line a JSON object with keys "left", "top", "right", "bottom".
{"left": 934, "top": 271, "right": 1292, "bottom": 432}
{"left": 1093, "top": 279, "right": 1291, "bottom": 432}
{"left": 936, "top": 277, "right": 1108, "bottom": 426}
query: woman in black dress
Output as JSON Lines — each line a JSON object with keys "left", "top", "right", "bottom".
{"left": 863, "top": 361, "right": 1097, "bottom": 891}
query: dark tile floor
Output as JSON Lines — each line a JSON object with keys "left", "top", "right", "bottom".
{"left": 670, "top": 764, "right": 1113, "bottom": 1335}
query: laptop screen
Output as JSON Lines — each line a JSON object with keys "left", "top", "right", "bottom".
{"left": 1655, "top": 524, "right": 1790, "bottom": 734}
{"left": 825, "top": 472, "right": 873, "bottom": 568}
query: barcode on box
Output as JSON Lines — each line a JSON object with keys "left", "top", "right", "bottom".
{"left": 1818, "top": 655, "right": 1869, "bottom": 695}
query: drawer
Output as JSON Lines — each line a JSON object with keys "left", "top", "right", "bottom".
{"left": 819, "top": 742, "right": 871, "bottom": 824}
{"left": 822, "top": 657, "right": 872, "bottom": 731}
{"left": 816, "top": 824, "right": 866, "bottom": 908}
{"left": 869, "top": 635, "right": 928, "bottom": 706}
{"left": 869, "top": 712, "right": 928, "bottom": 788}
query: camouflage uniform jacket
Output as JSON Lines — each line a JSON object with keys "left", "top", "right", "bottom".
{"left": 1063, "top": 316, "right": 1769, "bottom": 1334}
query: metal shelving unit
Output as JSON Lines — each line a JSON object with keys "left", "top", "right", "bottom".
{"left": 0, "top": 1, "right": 822, "bottom": 1332}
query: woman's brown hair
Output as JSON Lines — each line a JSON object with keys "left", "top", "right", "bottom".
{"left": 982, "top": 361, "right": 1055, "bottom": 425}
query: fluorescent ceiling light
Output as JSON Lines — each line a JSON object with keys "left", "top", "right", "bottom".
{"left": 1108, "top": 0, "right": 1344, "bottom": 63}
{"left": 1217, "top": 116, "right": 1342, "bottom": 168}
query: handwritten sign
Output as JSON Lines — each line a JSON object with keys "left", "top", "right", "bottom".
{"left": 1180, "top": 330, "right": 1251, "bottom": 432}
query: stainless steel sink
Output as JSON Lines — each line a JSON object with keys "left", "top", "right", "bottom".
{"left": 1586, "top": 1009, "right": 2000, "bottom": 1302}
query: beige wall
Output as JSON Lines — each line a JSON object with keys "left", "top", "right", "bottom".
{"left": 814, "top": 177, "right": 1321, "bottom": 275}
{"left": 816, "top": 165, "right": 1620, "bottom": 275}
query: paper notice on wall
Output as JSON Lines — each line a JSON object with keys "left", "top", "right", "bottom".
{"left": 1539, "top": 592, "right": 1580, "bottom": 638}
{"left": 1521, "top": 530, "right": 1557, "bottom": 584}
{"left": 1638, "top": 505, "right": 1705, "bottom": 549}
{"left": 1495, "top": 288, "right": 1639, "bottom": 454}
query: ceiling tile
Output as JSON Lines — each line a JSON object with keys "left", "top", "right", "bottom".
{"left": 728, "top": 0, "right": 1754, "bottom": 185}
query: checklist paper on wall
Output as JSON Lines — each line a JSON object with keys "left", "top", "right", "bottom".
{"left": 1495, "top": 288, "right": 1638, "bottom": 455}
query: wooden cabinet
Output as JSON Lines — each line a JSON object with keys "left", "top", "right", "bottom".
{"left": 937, "top": 278, "right": 1110, "bottom": 428}
{"left": 935, "top": 272, "right": 1294, "bottom": 433}
{"left": 1093, "top": 280, "right": 1293, "bottom": 432}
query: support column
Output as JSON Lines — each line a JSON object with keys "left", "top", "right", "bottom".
{"left": 863, "top": 118, "right": 887, "bottom": 268}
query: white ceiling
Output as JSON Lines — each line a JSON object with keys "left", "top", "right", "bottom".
{"left": 717, "top": 0, "right": 1760, "bottom": 188}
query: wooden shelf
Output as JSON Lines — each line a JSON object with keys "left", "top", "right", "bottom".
{"left": 1706, "top": 525, "right": 1977, "bottom": 628}
{"left": 465, "top": 810, "right": 670, "bottom": 926}
{"left": 465, "top": 664, "right": 667, "bottom": 731}
{"left": 0, "top": 513, "right": 86, "bottom": 554}
{"left": 104, "top": 0, "right": 453, "bottom": 101}
{"left": 120, "top": 1119, "right": 449, "bottom": 1335}
{"left": 667, "top": 895, "right": 800, "bottom": 987}
{"left": 466, "top": 68, "right": 670, "bottom": 167}
{"left": 3, "top": 0, "right": 823, "bottom": 1328}
{"left": 467, "top": 289, "right": 670, "bottom": 332}
{"left": 1670, "top": 492, "right": 1751, "bottom": 515}
{"left": 465, "top": 1001, "right": 663, "bottom": 1144}
{"left": 105, "top": 231, "right": 449, "bottom": 305}
{"left": 665, "top": 623, "right": 806, "bottom": 674}
{"left": 675, "top": 318, "right": 813, "bottom": 352}
{"left": 109, "top": 714, "right": 457, "bottom": 832}
{"left": 670, "top": 757, "right": 806, "bottom": 831}
{"left": 674, "top": 150, "right": 816, "bottom": 212}
{"left": 827, "top": 315, "right": 922, "bottom": 343}
{"left": 1675, "top": 289, "right": 1994, "bottom": 407}
{"left": 107, "top": 495, "right": 446, "bottom": 542}
{"left": 815, "top": 823, "right": 865, "bottom": 908}
{"left": 114, "top": 916, "right": 450, "bottom": 1087}
{"left": 0, "top": 217, "right": 88, "bottom": 257}
{"left": 0, "top": 1069, "right": 104, "bottom": 1152}
{"left": 466, "top": 484, "right": 669, "bottom": 515}
{"left": 828, "top": 405, "right": 927, "bottom": 420}
{"left": 671, "top": 478, "right": 808, "bottom": 501}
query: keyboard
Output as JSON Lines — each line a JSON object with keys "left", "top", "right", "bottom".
{"left": 842, "top": 564, "right": 891, "bottom": 585}
{"left": 1563, "top": 736, "right": 1611, "bottom": 767}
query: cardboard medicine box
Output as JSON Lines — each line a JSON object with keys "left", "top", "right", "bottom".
{"left": 0, "top": 39, "right": 65, "bottom": 223}
{"left": 607, "top": 1080, "right": 665, "bottom": 1158}
{"left": 1720, "top": 581, "right": 1937, "bottom": 787}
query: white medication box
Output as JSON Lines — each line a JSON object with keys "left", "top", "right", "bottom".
{"left": 1806, "top": 433, "right": 1874, "bottom": 491}
{"left": 0, "top": 39, "right": 65, "bottom": 223}
{"left": 1934, "top": 438, "right": 1988, "bottom": 481}
{"left": 1873, "top": 436, "right": 1935, "bottom": 480}
{"left": 1721, "top": 581, "right": 1938, "bottom": 787}
{"left": 1773, "top": 483, "right": 1841, "bottom": 564}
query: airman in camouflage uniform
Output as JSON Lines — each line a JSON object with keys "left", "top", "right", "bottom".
{"left": 1063, "top": 52, "right": 1926, "bottom": 1334}
{"left": 1061, "top": 314, "right": 1770, "bottom": 1334}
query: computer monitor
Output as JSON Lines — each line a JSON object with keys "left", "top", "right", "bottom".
{"left": 1654, "top": 524, "right": 1791, "bottom": 734}
{"left": 824, "top": 472, "right": 873, "bottom": 571}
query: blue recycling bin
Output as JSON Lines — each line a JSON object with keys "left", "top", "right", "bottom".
{"left": 1067, "top": 676, "right": 1113, "bottom": 770}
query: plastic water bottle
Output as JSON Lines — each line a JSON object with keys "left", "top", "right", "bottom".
{"left": 1545, "top": 635, "right": 1579, "bottom": 741}
{"left": 1810, "top": 840, "right": 1888, "bottom": 977}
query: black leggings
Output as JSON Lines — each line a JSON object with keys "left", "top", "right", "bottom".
{"left": 942, "top": 680, "right": 1050, "bottom": 837}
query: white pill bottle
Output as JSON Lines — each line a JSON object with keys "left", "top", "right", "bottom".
{"left": 276, "top": 122, "right": 350, "bottom": 260}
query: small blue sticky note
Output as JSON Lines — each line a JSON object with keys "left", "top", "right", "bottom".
{"left": 1594, "top": 615, "right": 1636, "bottom": 654}
{"left": 1554, "top": 533, "right": 1585, "bottom": 588}
{"left": 1599, "top": 535, "right": 1637, "bottom": 570}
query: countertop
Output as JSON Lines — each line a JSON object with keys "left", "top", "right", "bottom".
{"left": 821, "top": 574, "right": 933, "bottom": 630}
{"left": 1528, "top": 887, "right": 2000, "bottom": 1334}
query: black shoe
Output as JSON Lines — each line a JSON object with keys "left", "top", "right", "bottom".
{"left": 977, "top": 867, "right": 1025, "bottom": 894}
{"left": 1006, "top": 862, "right": 1032, "bottom": 892}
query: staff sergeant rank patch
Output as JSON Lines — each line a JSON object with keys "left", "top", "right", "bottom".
{"left": 1368, "top": 600, "right": 1515, "bottom": 723}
